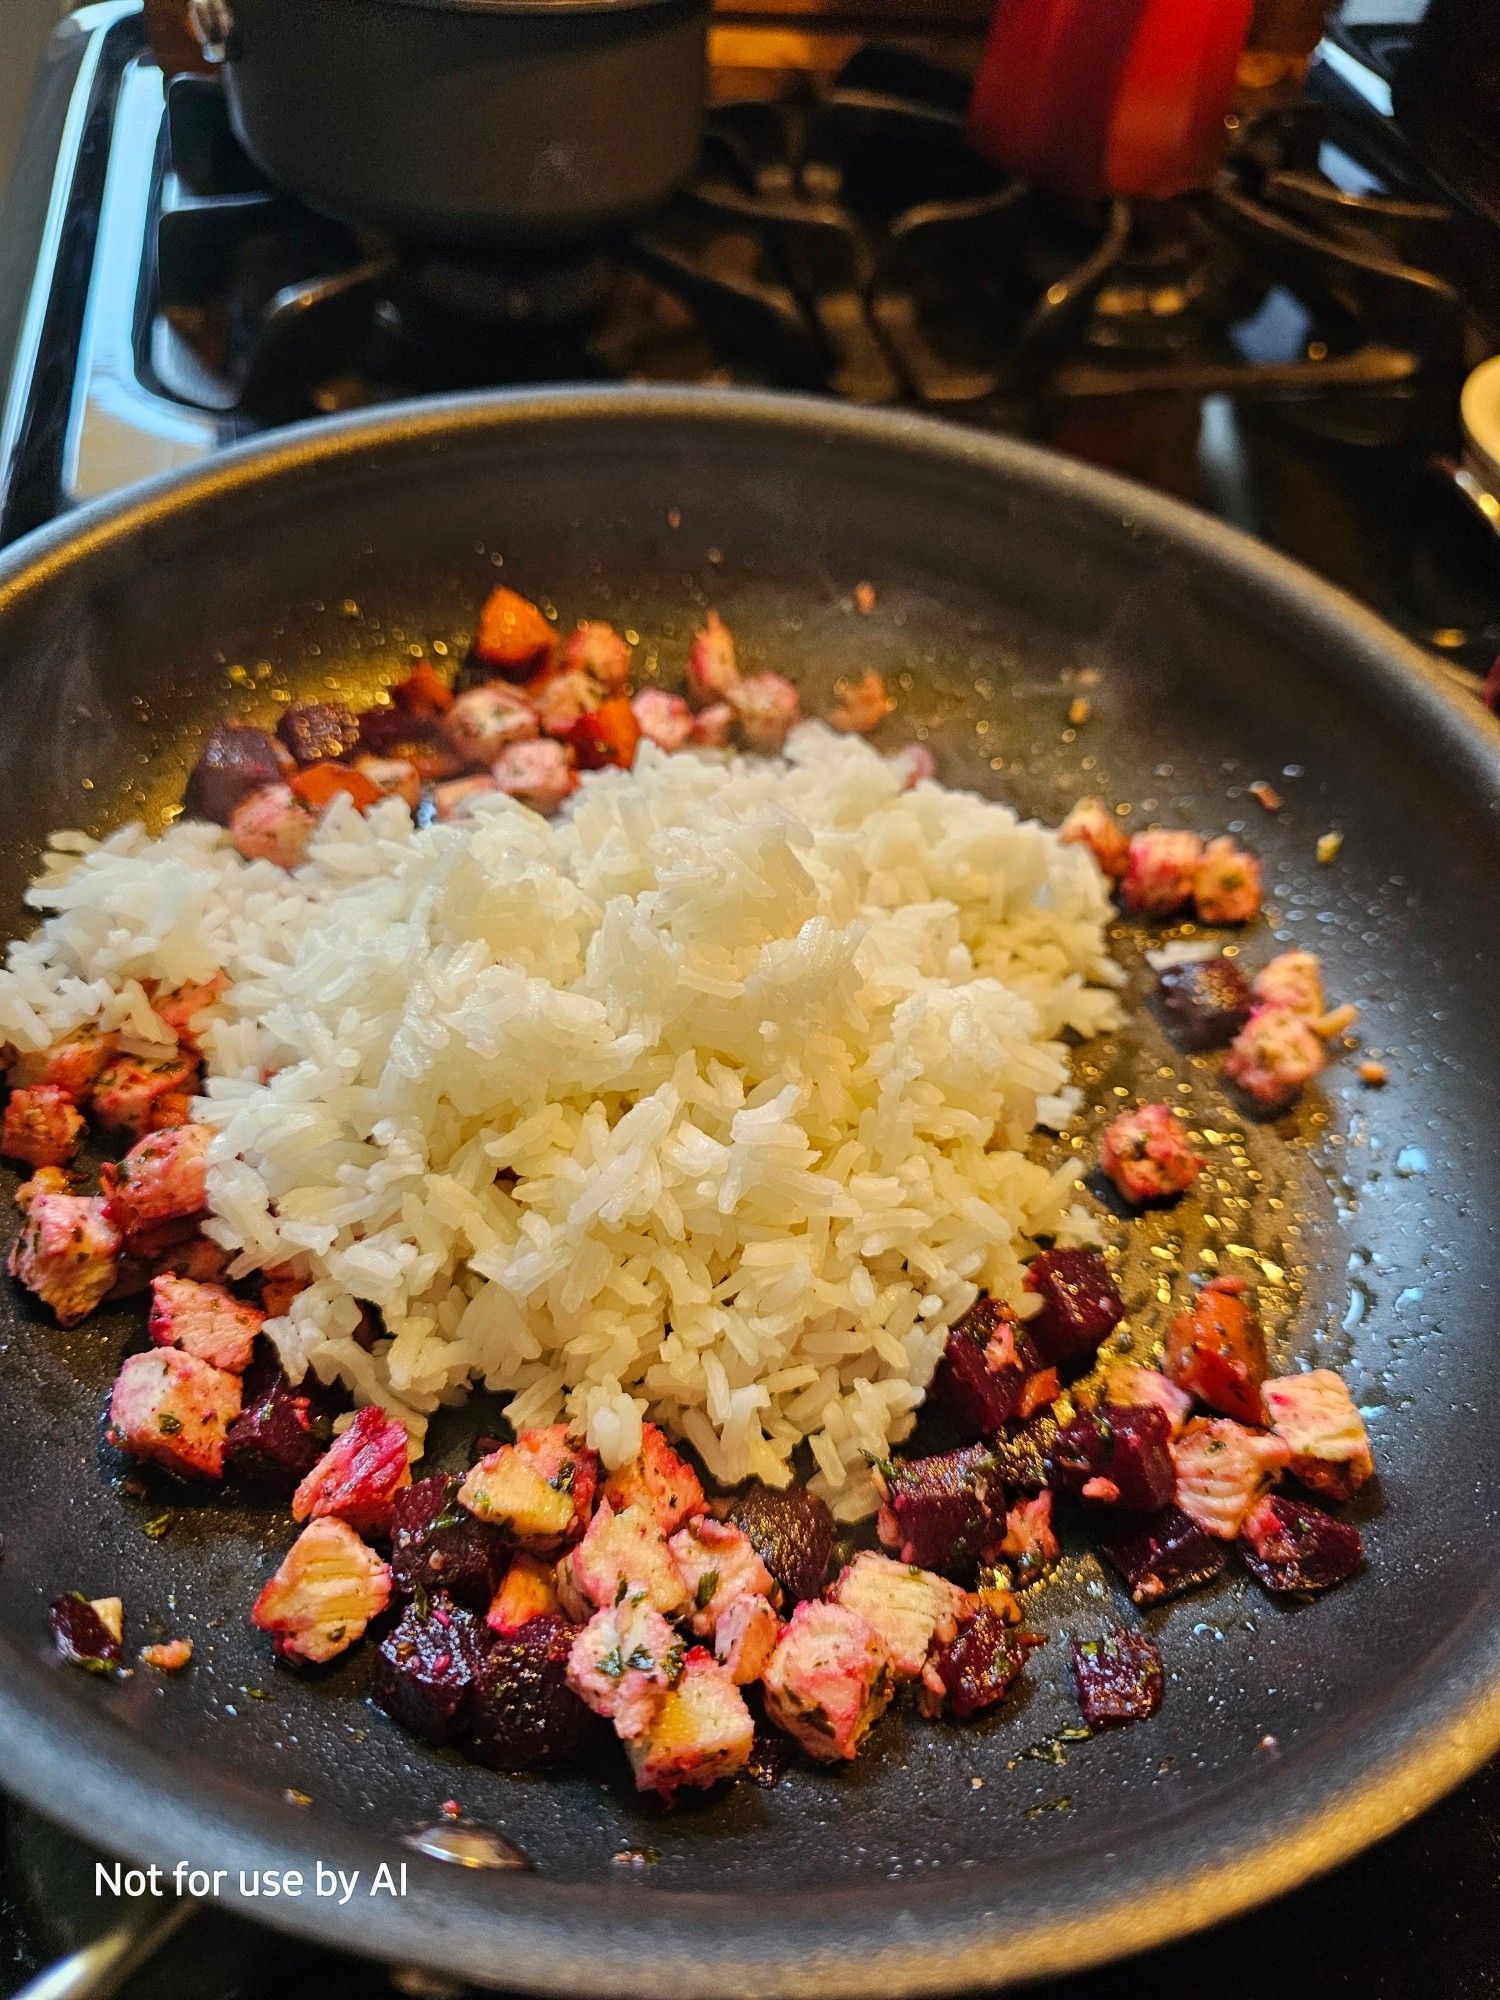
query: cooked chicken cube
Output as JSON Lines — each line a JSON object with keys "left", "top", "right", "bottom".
{"left": 729, "top": 671, "right": 801, "bottom": 754}
{"left": 292, "top": 1404, "right": 412, "bottom": 1535}
{"left": 148, "top": 1274, "right": 263, "bottom": 1374}
{"left": 685, "top": 610, "right": 740, "bottom": 705}
{"left": 1102, "top": 1362, "right": 1193, "bottom": 1437}
{"left": 827, "top": 671, "right": 892, "bottom": 735}
{"left": 101, "top": 1123, "right": 211, "bottom": 1251}
{"left": 353, "top": 755, "right": 422, "bottom": 810}
{"left": 445, "top": 684, "right": 538, "bottom": 766}
{"left": 1192, "top": 837, "right": 1263, "bottom": 924}
{"left": 689, "top": 701, "right": 735, "bottom": 749}
{"left": 1099, "top": 1102, "right": 1202, "bottom": 1204}
{"left": 15, "top": 1165, "right": 70, "bottom": 1211}
{"left": 1251, "top": 949, "right": 1324, "bottom": 1017}
{"left": 1225, "top": 1005, "right": 1325, "bottom": 1113}
{"left": 1058, "top": 798, "right": 1129, "bottom": 880}
{"left": 486, "top": 1553, "right": 562, "bottom": 1636}
{"left": 762, "top": 1599, "right": 893, "bottom": 1761}
{"left": 251, "top": 1517, "right": 392, "bottom": 1665}
{"left": 150, "top": 973, "right": 228, "bottom": 1050}
{"left": 530, "top": 668, "right": 600, "bottom": 737}
{"left": 107, "top": 1348, "right": 242, "bottom": 1480}
{"left": 668, "top": 1515, "right": 776, "bottom": 1637}
{"left": 601, "top": 1422, "right": 705, "bottom": 1534}
{"left": 90, "top": 1055, "right": 200, "bottom": 1141}
{"left": 1171, "top": 1416, "right": 1290, "bottom": 1539}
{"left": 459, "top": 1425, "right": 598, "bottom": 1553}
{"left": 560, "top": 620, "right": 631, "bottom": 693}
{"left": 555, "top": 1499, "right": 687, "bottom": 1621}
{"left": 228, "top": 783, "right": 316, "bottom": 868}
{"left": 830, "top": 1551, "right": 964, "bottom": 1679}
{"left": 432, "top": 774, "right": 499, "bottom": 821}
{"left": 886, "top": 742, "right": 937, "bottom": 790}
{"left": 1119, "top": 829, "right": 1204, "bottom": 915}
{"left": 631, "top": 688, "right": 694, "bottom": 752}
{"left": 1, "top": 1084, "right": 83, "bottom": 1168}
{"left": 625, "top": 1649, "right": 754, "bottom": 1801}
{"left": 997, "top": 1490, "right": 1060, "bottom": 1585}
{"left": 566, "top": 1593, "right": 684, "bottom": 1740}
{"left": 1262, "top": 1370, "right": 1374, "bottom": 1501}
{"left": 8, "top": 1192, "right": 120, "bottom": 1326}
{"left": 491, "top": 739, "right": 576, "bottom": 815}
{"left": 10, "top": 1028, "right": 117, "bottom": 1100}
{"left": 714, "top": 1593, "right": 781, "bottom": 1685}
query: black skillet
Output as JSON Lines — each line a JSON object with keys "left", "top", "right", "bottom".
{"left": 0, "top": 389, "right": 1496, "bottom": 1998}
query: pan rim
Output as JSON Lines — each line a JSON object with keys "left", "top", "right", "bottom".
{"left": 0, "top": 384, "right": 1496, "bottom": 1994}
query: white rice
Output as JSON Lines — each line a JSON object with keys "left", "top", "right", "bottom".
{"left": 0, "top": 725, "right": 1121, "bottom": 1518}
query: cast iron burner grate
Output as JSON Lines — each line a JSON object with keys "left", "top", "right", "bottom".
{"left": 150, "top": 46, "right": 1487, "bottom": 442}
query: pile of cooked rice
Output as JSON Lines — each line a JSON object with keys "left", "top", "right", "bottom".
{"left": 0, "top": 725, "right": 1120, "bottom": 1517}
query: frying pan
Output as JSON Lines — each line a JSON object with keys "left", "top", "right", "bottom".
{"left": 0, "top": 388, "right": 1496, "bottom": 1998}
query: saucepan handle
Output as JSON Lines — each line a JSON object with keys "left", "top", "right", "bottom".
{"left": 10, "top": 1895, "right": 199, "bottom": 2000}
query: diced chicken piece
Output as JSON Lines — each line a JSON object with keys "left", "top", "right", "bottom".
{"left": 831, "top": 1551, "right": 964, "bottom": 1678}
{"left": 1, "top": 1084, "right": 83, "bottom": 1167}
{"left": 1251, "top": 949, "right": 1324, "bottom": 1017}
{"left": 685, "top": 610, "right": 740, "bottom": 705}
{"left": 141, "top": 1638, "right": 193, "bottom": 1671}
{"left": 1120, "top": 828, "right": 1204, "bottom": 915}
{"left": 151, "top": 973, "right": 228, "bottom": 1050}
{"left": 1192, "top": 837, "right": 1263, "bottom": 924}
{"left": 998, "top": 1490, "right": 1060, "bottom": 1585}
{"left": 445, "top": 684, "right": 539, "bottom": 767}
{"left": 601, "top": 1422, "right": 705, "bottom": 1534}
{"left": 531, "top": 668, "right": 601, "bottom": 736}
{"left": 827, "top": 670, "right": 892, "bottom": 735}
{"left": 148, "top": 1274, "right": 263, "bottom": 1374}
{"left": 1163, "top": 1277, "right": 1268, "bottom": 1425}
{"left": 277, "top": 700, "right": 361, "bottom": 766}
{"left": 251, "top": 1517, "right": 392, "bottom": 1665}
{"left": 730, "top": 671, "right": 801, "bottom": 754}
{"left": 10, "top": 1028, "right": 117, "bottom": 1100}
{"left": 1171, "top": 1416, "right": 1290, "bottom": 1539}
{"left": 184, "top": 724, "right": 286, "bottom": 824}
{"left": 1058, "top": 798, "right": 1129, "bottom": 880}
{"left": 473, "top": 586, "right": 556, "bottom": 679}
{"left": 631, "top": 687, "right": 694, "bottom": 753}
{"left": 354, "top": 755, "right": 422, "bottom": 810}
{"left": 432, "top": 774, "right": 499, "bottom": 821}
{"left": 491, "top": 739, "right": 576, "bottom": 815}
{"left": 567, "top": 696, "right": 639, "bottom": 771}
{"left": 560, "top": 620, "right": 632, "bottom": 693}
{"left": 689, "top": 701, "right": 735, "bottom": 749}
{"left": 101, "top": 1123, "right": 211, "bottom": 1251}
{"left": 292, "top": 1404, "right": 412, "bottom": 1535}
{"left": 668, "top": 1515, "right": 776, "bottom": 1637}
{"left": 714, "top": 1593, "right": 781, "bottom": 1685}
{"left": 886, "top": 742, "right": 936, "bottom": 789}
{"left": 1103, "top": 1362, "right": 1193, "bottom": 1437}
{"left": 154, "top": 1235, "right": 232, "bottom": 1285}
{"left": 90, "top": 1595, "right": 124, "bottom": 1645}
{"left": 15, "top": 1165, "right": 70, "bottom": 1211}
{"left": 555, "top": 1499, "right": 687, "bottom": 1621}
{"left": 1099, "top": 1102, "right": 1202, "bottom": 1204}
{"left": 566, "top": 1594, "right": 684, "bottom": 1740}
{"left": 356, "top": 707, "right": 463, "bottom": 780}
{"left": 761, "top": 1599, "right": 894, "bottom": 1762}
{"left": 90, "top": 1055, "right": 200, "bottom": 1141}
{"left": 1225, "top": 1005, "right": 1325, "bottom": 1112}
{"left": 8, "top": 1192, "right": 120, "bottom": 1326}
{"left": 1262, "top": 1370, "right": 1374, "bottom": 1501}
{"left": 107, "top": 1348, "right": 242, "bottom": 1480}
{"left": 625, "top": 1649, "right": 755, "bottom": 1801}
{"left": 459, "top": 1424, "right": 598, "bottom": 1553}
{"left": 229, "top": 783, "right": 316, "bottom": 868}
{"left": 486, "top": 1553, "right": 562, "bottom": 1636}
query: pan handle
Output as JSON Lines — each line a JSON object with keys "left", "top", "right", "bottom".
{"left": 10, "top": 1896, "right": 199, "bottom": 2000}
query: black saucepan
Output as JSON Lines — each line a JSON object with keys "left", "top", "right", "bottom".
{"left": 0, "top": 389, "right": 1496, "bottom": 1998}
{"left": 188, "top": 0, "right": 711, "bottom": 246}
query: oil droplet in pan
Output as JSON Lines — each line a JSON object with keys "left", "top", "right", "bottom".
{"left": 404, "top": 1823, "right": 535, "bottom": 1871}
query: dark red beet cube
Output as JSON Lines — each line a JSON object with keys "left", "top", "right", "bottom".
{"left": 1048, "top": 1403, "right": 1175, "bottom": 1512}
{"left": 1098, "top": 1505, "right": 1229, "bottom": 1604}
{"left": 1023, "top": 1251, "right": 1125, "bottom": 1369}
{"left": 225, "top": 1359, "right": 339, "bottom": 1494}
{"left": 1070, "top": 1628, "right": 1164, "bottom": 1729}
{"left": 930, "top": 1297, "right": 1034, "bottom": 1438}
{"left": 1240, "top": 1493, "right": 1363, "bottom": 1595}
{"left": 1157, "top": 957, "right": 1253, "bottom": 1050}
{"left": 355, "top": 707, "right": 464, "bottom": 780}
{"left": 719, "top": 1479, "right": 836, "bottom": 1602}
{"left": 988, "top": 1411, "right": 1059, "bottom": 1492}
{"left": 371, "top": 1592, "right": 487, "bottom": 1747}
{"left": 467, "top": 1613, "right": 601, "bottom": 1770}
{"left": 390, "top": 1475, "right": 511, "bottom": 1612}
{"left": 922, "top": 1605, "right": 1041, "bottom": 1719}
{"left": 875, "top": 1442, "right": 1008, "bottom": 1572}
{"left": 276, "top": 701, "right": 361, "bottom": 766}
{"left": 183, "top": 726, "right": 285, "bottom": 825}
{"left": 49, "top": 1595, "right": 123, "bottom": 1673}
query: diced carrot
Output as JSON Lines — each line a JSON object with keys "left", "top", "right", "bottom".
{"left": 288, "top": 761, "right": 382, "bottom": 812}
{"left": 390, "top": 661, "right": 453, "bottom": 715}
{"left": 568, "top": 697, "right": 640, "bottom": 772}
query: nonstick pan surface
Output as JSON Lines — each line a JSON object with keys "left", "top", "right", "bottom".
{"left": 0, "top": 389, "right": 1495, "bottom": 1997}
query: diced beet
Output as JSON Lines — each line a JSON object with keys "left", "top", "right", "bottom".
{"left": 1157, "top": 956, "right": 1253, "bottom": 1049}
{"left": 371, "top": 1592, "right": 487, "bottom": 1747}
{"left": 988, "top": 1410, "right": 1059, "bottom": 1492}
{"left": 1070, "top": 1629, "right": 1164, "bottom": 1729}
{"left": 390, "top": 1475, "right": 511, "bottom": 1612}
{"left": 1048, "top": 1403, "right": 1175, "bottom": 1512}
{"left": 49, "top": 1594, "right": 123, "bottom": 1673}
{"left": 1097, "top": 1505, "right": 1230, "bottom": 1604}
{"left": 1240, "top": 1493, "right": 1363, "bottom": 1595}
{"left": 1023, "top": 1250, "right": 1125, "bottom": 1369}
{"left": 930, "top": 1297, "right": 1034, "bottom": 1437}
{"left": 919, "top": 1605, "right": 1041, "bottom": 1719}
{"left": 467, "top": 1612, "right": 602, "bottom": 1770}
{"left": 224, "top": 1358, "right": 340, "bottom": 1494}
{"left": 355, "top": 707, "right": 465, "bottom": 780}
{"left": 276, "top": 701, "right": 361, "bottom": 766}
{"left": 183, "top": 726, "right": 286, "bottom": 825}
{"left": 874, "top": 1443, "right": 1008, "bottom": 1572}
{"left": 718, "top": 1479, "right": 836, "bottom": 1602}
